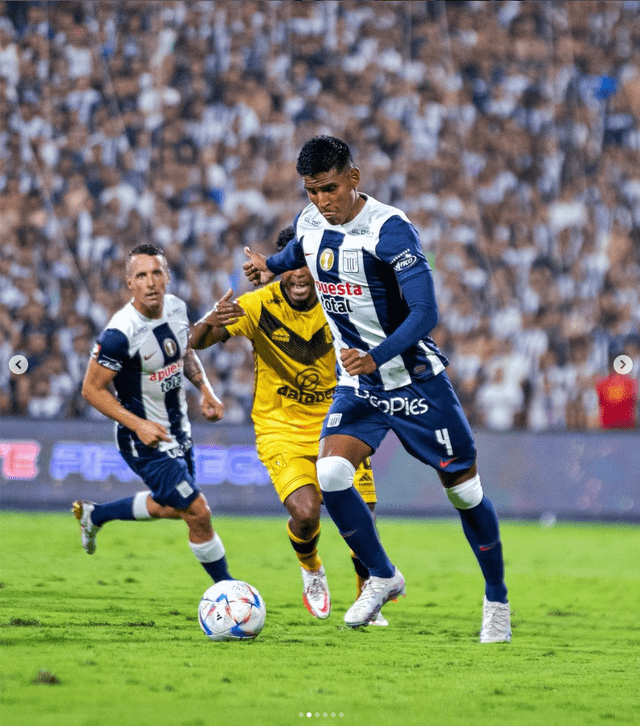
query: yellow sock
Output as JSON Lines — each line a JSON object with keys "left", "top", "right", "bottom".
{"left": 287, "top": 521, "right": 322, "bottom": 572}
{"left": 350, "top": 549, "right": 370, "bottom": 597}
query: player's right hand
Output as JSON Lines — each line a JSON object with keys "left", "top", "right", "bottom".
{"left": 207, "top": 289, "right": 245, "bottom": 327}
{"left": 243, "top": 247, "right": 275, "bottom": 286}
{"left": 136, "top": 420, "right": 171, "bottom": 447}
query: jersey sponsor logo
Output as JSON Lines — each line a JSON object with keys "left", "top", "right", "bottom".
{"left": 303, "top": 215, "right": 321, "bottom": 227}
{"left": 319, "top": 249, "right": 335, "bottom": 271}
{"left": 296, "top": 368, "right": 321, "bottom": 390}
{"left": 321, "top": 296, "right": 353, "bottom": 315}
{"left": 276, "top": 385, "right": 334, "bottom": 405}
{"left": 355, "top": 388, "right": 429, "bottom": 416}
{"left": 276, "top": 368, "right": 334, "bottom": 405}
{"left": 271, "top": 328, "right": 290, "bottom": 343}
{"left": 390, "top": 248, "right": 420, "bottom": 273}
{"left": 315, "top": 280, "right": 363, "bottom": 296}
{"left": 132, "top": 326, "right": 149, "bottom": 338}
{"left": 327, "top": 413, "right": 342, "bottom": 427}
{"left": 163, "top": 338, "right": 177, "bottom": 357}
{"left": 393, "top": 253, "right": 418, "bottom": 273}
{"left": 160, "top": 372, "right": 182, "bottom": 393}
{"left": 148, "top": 361, "right": 183, "bottom": 382}
{"left": 96, "top": 352, "right": 122, "bottom": 372}
{"left": 350, "top": 228, "right": 374, "bottom": 237}
{"left": 341, "top": 249, "right": 359, "bottom": 273}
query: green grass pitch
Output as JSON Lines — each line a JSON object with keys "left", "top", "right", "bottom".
{"left": 1, "top": 511, "right": 639, "bottom": 726}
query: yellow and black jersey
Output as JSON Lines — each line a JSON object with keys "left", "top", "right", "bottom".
{"left": 225, "top": 282, "right": 336, "bottom": 444}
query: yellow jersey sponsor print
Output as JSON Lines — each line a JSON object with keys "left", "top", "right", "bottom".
{"left": 225, "top": 282, "right": 335, "bottom": 443}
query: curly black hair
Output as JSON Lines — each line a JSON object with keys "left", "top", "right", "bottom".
{"left": 275, "top": 226, "right": 295, "bottom": 252}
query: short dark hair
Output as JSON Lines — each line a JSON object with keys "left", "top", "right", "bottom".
{"left": 276, "top": 226, "right": 295, "bottom": 252}
{"left": 129, "top": 243, "right": 164, "bottom": 259}
{"left": 295, "top": 135, "right": 354, "bottom": 177}
{"left": 126, "top": 244, "right": 166, "bottom": 274}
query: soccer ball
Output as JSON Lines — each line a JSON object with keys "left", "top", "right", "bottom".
{"left": 198, "top": 580, "right": 266, "bottom": 641}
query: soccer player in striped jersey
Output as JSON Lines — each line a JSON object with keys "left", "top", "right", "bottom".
{"left": 243, "top": 136, "right": 511, "bottom": 642}
{"left": 73, "top": 244, "right": 236, "bottom": 586}
{"left": 191, "top": 227, "right": 387, "bottom": 625}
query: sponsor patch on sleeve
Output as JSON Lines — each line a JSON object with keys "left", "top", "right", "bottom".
{"left": 95, "top": 351, "right": 123, "bottom": 372}
{"left": 391, "top": 249, "right": 419, "bottom": 273}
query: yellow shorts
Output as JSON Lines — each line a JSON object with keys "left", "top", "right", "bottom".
{"left": 263, "top": 452, "right": 377, "bottom": 505}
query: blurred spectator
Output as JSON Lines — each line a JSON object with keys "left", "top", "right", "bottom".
{"left": 1, "top": 0, "right": 638, "bottom": 429}
{"left": 595, "top": 353, "right": 639, "bottom": 429}
{"left": 476, "top": 366, "right": 525, "bottom": 431}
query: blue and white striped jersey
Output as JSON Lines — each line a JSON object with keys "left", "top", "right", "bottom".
{"left": 91, "top": 294, "right": 191, "bottom": 454}
{"left": 287, "top": 194, "right": 448, "bottom": 391}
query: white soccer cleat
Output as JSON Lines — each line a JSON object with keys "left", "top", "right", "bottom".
{"left": 301, "top": 565, "right": 331, "bottom": 619}
{"left": 344, "top": 567, "right": 405, "bottom": 628}
{"left": 480, "top": 597, "right": 512, "bottom": 643}
{"left": 369, "top": 612, "right": 389, "bottom": 627}
{"left": 72, "top": 500, "right": 101, "bottom": 555}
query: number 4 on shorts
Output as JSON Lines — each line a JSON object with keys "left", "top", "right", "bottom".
{"left": 435, "top": 428, "right": 453, "bottom": 456}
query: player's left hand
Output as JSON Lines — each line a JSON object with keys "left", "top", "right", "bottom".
{"left": 201, "top": 390, "right": 224, "bottom": 422}
{"left": 340, "top": 348, "right": 377, "bottom": 376}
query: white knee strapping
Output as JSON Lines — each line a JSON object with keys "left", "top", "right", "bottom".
{"left": 316, "top": 457, "right": 356, "bottom": 492}
{"left": 445, "top": 474, "right": 483, "bottom": 510}
{"left": 189, "top": 532, "right": 225, "bottom": 563}
{"left": 132, "top": 491, "right": 152, "bottom": 520}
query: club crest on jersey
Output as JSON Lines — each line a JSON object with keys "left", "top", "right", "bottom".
{"left": 319, "top": 249, "right": 335, "bottom": 271}
{"left": 163, "top": 338, "right": 177, "bottom": 357}
{"left": 341, "top": 250, "right": 359, "bottom": 273}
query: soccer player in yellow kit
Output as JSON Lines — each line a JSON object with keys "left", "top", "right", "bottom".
{"left": 191, "top": 228, "right": 386, "bottom": 624}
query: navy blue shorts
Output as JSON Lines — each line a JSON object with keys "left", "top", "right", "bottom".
{"left": 320, "top": 371, "right": 476, "bottom": 474}
{"left": 120, "top": 444, "right": 200, "bottom": 510}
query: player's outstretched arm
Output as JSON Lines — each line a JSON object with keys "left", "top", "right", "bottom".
{"left": 82, "top": 359, "right": 171, "bottom": 447}
{"left": 243, "top": 247, "right": 275, "bottom": 287}
{"left": 183, "top": 348, "right": 224, "bottom": 422}
{"left": 190, "top": 289, "right": 245, "bottom": 349}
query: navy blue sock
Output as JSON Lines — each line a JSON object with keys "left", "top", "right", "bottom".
{"left": 200, "top": 557, "right": 233, "bottom": 583}
{"left": 457, "top": 496, "right": 508, "bottom": 603}
{"left": 322, "top": 487, "right": 394, "bottom": 578}
{"left": 91, "top": 497, "right": 136, "bottom": 527}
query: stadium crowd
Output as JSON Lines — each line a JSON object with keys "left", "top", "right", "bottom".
{"left": 1, "top": 0, "right": 639, "bottom": 430}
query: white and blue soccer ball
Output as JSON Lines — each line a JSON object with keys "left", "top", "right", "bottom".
{"left": 198, "top": 580, "right": 266, "bottom": 641}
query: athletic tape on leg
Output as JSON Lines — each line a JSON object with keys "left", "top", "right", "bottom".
{"left": 316, "top": 457, "right": 356, "bottom": 492}
{"left": 445, "top": 474, "right": 483, "bottom": 510}
{"left": 189, "top": 532, "right": 225, "bottom": 563}
{"left": 132, "top": 491, "right": 152, "bottom": 520}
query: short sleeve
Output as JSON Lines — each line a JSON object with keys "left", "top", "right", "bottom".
{"left": 92, "top": 328, "right": 130, "bottom": 372}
